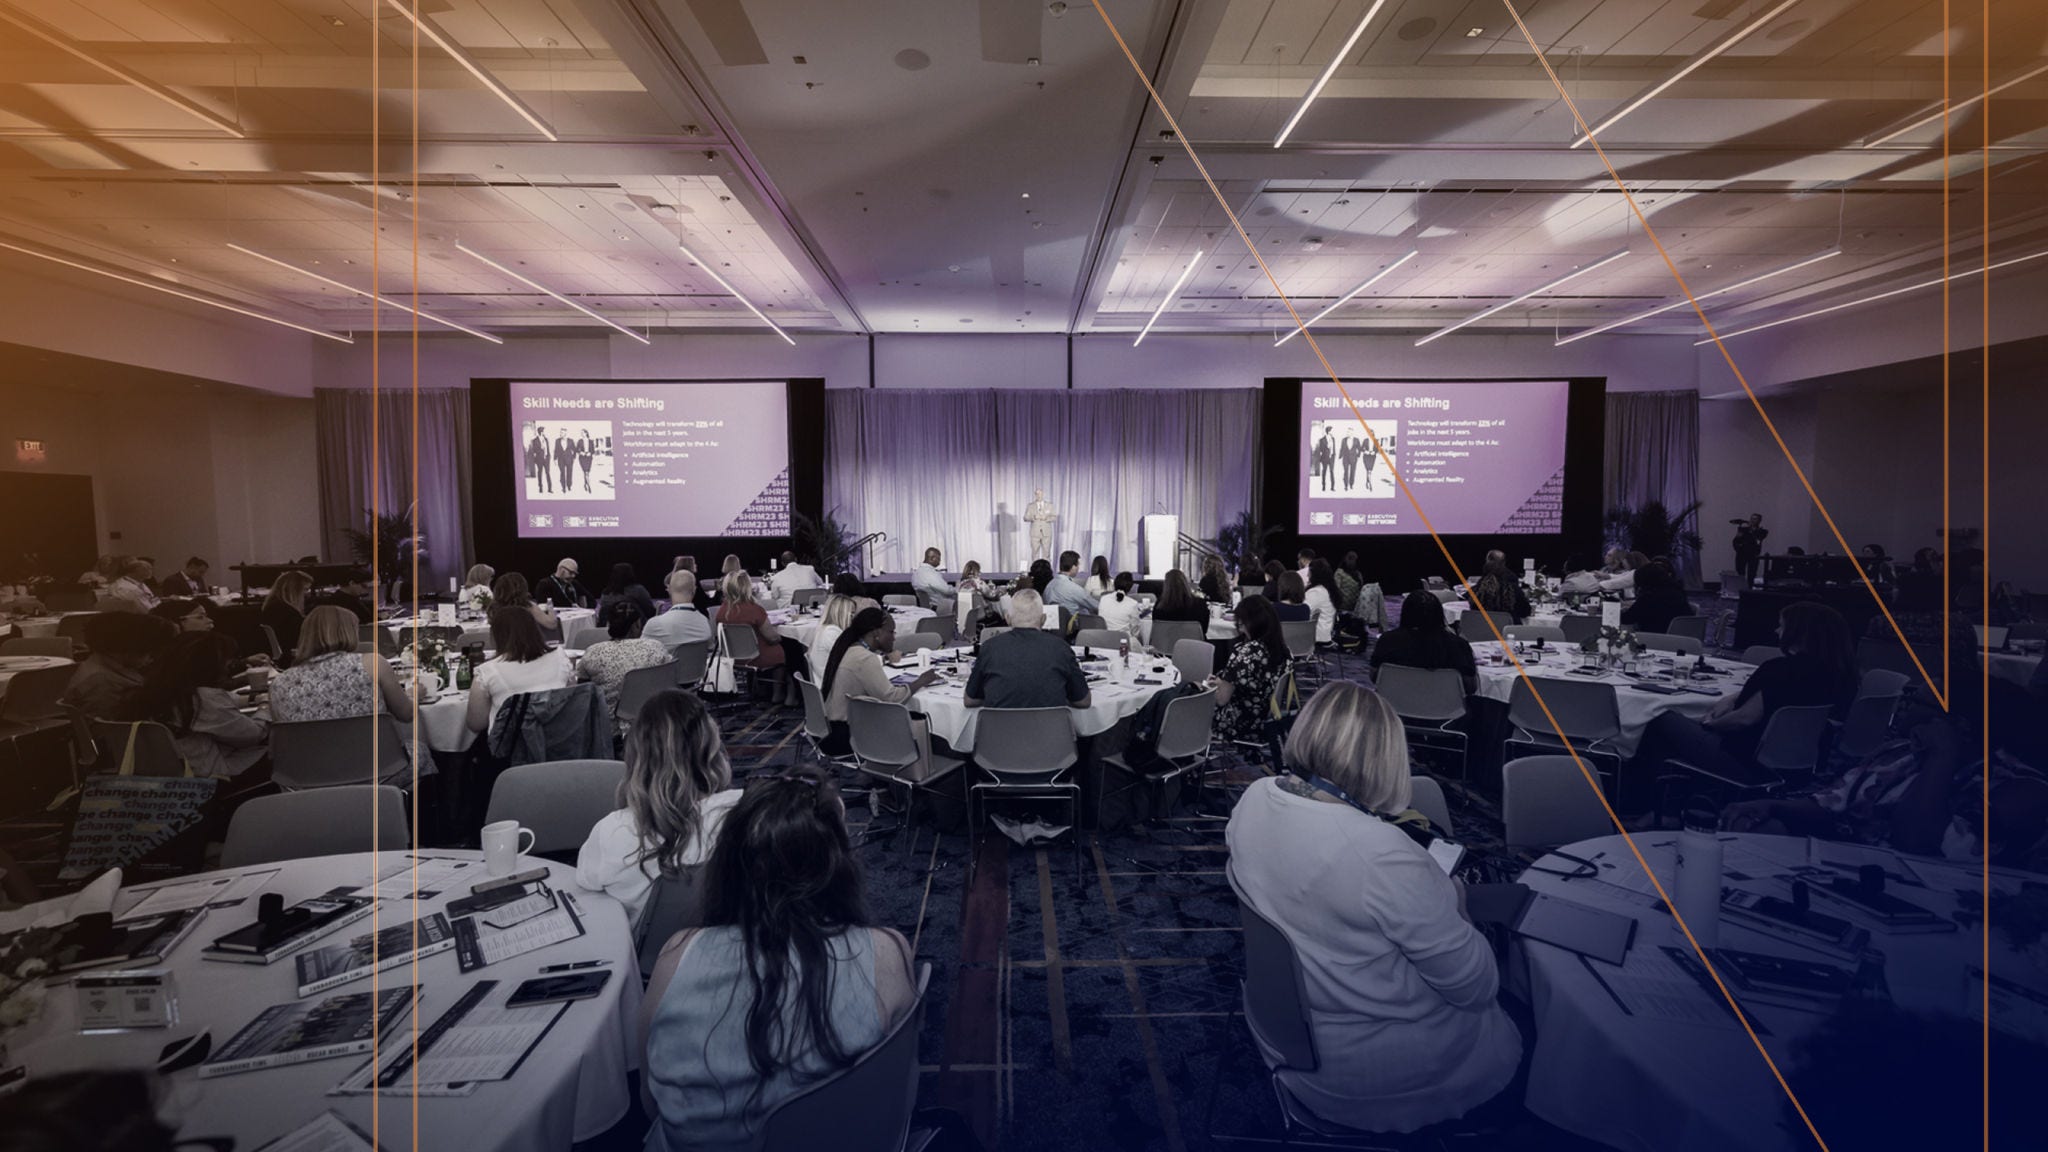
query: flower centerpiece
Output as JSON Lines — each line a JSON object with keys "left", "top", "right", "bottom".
{"left": 406, "top": 632, "right": 451, "bottom": 676}
{"left": 0, "top": 925, "right": 56, "bottom": 1059}
{"left": 459, "top": 584, "right": 494, "bottom": 616}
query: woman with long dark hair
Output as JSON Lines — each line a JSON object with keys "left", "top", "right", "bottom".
{"left": 1085, "top": 555, "right": 1112, "bottom": 599}
{"left": 1211, "top": 594, "right": 1293, "bottom": 741}
{"left": 1472, "top": 559, "right": 1530, "bottom": 624}
{"left": 125, "top": 631, "right": 269, "bottom": 779}
{"left": 464, "top": 605, "right": 574, "bottom": 736}
{"left": 576, "top": 689, "right": 739, "bottom": 923}
{"left": 639, "top": 770, "right": 918, "bottom": 1150}
{"left": 597, "top": 562, "right": 658, "bottom": 633}
{"left": 1198, "top": 555, "right": 1233, "bottom": 604}
{"left": 818, "top": 607, "right": 938, "bottom": 756}
{"left": 1152, "top": 568, "right": 1209, "bottom": 625}
{"left": 1304, "top": 558, "right": 1341, "bottom": 644}
{"left": 1370, "top": 590, "right": 1478, "bottom": 694}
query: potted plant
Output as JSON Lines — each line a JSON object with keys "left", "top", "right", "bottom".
{"left": 344, "top": 509, "right": 426, "bottom": 598}
{"left": 1604, "top": 500, "right": 1704, "bottom": 574}
{"left": 792, "top": 509, "right": 855, "bottom": 577}
{"left": 1213, "top": 510, "right": 1281, "bottom": 574}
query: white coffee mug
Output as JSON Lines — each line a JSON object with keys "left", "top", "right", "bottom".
{"left": 480, "top": 819, "right": 536, "bottom": 876}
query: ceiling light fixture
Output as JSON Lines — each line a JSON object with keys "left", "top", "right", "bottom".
{"left": 1862, "top": 60, "right": 2048, "bottom": 148}
{"left": 381, "top": 0, "right": 559, "bottom": 141}
{"left": 1415, "top": 249, "right": 1630, "bottom": 346}
{"left": 1697, "top": 248, "right": 2048, "bottom": 343}
{"left": 0, "top": 4, "right": 245, "bottom": 137}
{"left": 455, "top": 241, "right": 649, "bottom": 343}
{"left": 1273, "top": 0, "right": 1392, "bottom": 147}
{"left": 1274, "top": 249, "right": 1419, "bottom": 346}
{"left": 226, "top": 243, "right": 501, "bottom": 343}
{"left": 677, "top": 240, "right": 795, "bottom": 345}
{"left": 0, "top": 238, "right": 349, "bottom": 341}
{"left": 1571, "top": 0, "right": 1801, "bottom": 148}
{"left": 1133, "top": 248, "right": 1205, "bottom": 346}
{"left": 1554, "top": 249, "right": 1839, "bottom": 345}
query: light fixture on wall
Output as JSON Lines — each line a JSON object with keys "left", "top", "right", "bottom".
{"left": 1273, "top": 0, "right": 1391, "bottom": 148}
{"left": 1861, "top": 60, "right": 2048, "bottom": 148}
{"left": 455, "top": 241, "right": 651, "bottom": 344}
{"left": 1553, "top": 249, "right": 1840, "bottom": 345}
{"left": 1414, "top": 249, "right": 1629, "bottom": 346}
{"left": 226, "top": 244, "right": 502, "bottom": 343}
{"left": 1275, "top": 249, "right": 1418, "bottom": 346}
{"left": 0, "top": 238, "right": 351, "bottom": 342}
{"left": 1697, "top": 247, "right": 2048, "bottom": 343}
{"left": 676, "top": 240, "right": 795, "bottom": 345}
{"left": 1570, "top": 0, "right": 1801, "bottom": 148}
{"left": 382, "top": 0, "right": 559, "bottom": 141}
{"left": 1133, "top": 248, "right": 1205, "bottom": 346}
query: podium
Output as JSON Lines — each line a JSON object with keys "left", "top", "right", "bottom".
{"left": 1139, "top": 514, "right": 1179, "bottom": 581}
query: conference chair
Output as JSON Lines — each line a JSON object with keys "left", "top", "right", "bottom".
{"left": 1857, "top": 668, "right": 1910, "bottom": 700}
{"left": 1834, "top": 688, "right": 1904, "bottom": 762}
{"left": 1456, "top": 610, "right": 1513, "bottom": 641}
{"left": 358, "top": 623, "right": 400, "bottom": 658}
{"left": 1429, "top": 589, "right": 1459, "bottom": 603}
{"left": 968, "top": 707, "right": 1081, "bottom": 885}
{"left": 220, "top": 786, "right": 409, "bottom": 868}
{"left": 0, "top": 664, "right": 76, "bottom": 741}
{"left": 794, "top": 675, "right": 858, "bottom": 770}
{"left": 755, "top": 965, "right": 933, "bottom": 1152}
{"left": 1667, "top": 615, "right": 1709, "bottom": 643}
{"left": 1503, "top": 678, "right": 1622, "bottom": 797}
{"left": 269, "top": 713, "right": 411, "bottom": 790}
{"left": 634, "top": 864, "right": 708, "bottom": 980}
{"left": 0, "top": 637, "right": 71, "bottom": 659}
{"left": 1502, "top": 756, "right": 1613, "bottom": 849}
{"left": 1503, "top": 624, "right": 1566, "bottom": 645}
{"left": 1074, "top": 629, "right": 1126, "bottom": 652}
{"left": 458, "top": 628, "right": 496, "bottom": 651}
{"left": 1372, "top": 664, "right": 1470, "bottom": 783}
{"left": 614, "top": 661, "right": 679, "bottom": 729}
{"left": 790, "top": 587, "right": 826, "bottom": 609}
{"left": 1975, "top": 624, "right": 2009, "bottom": 650}
{"left": 1280, "top": 619, "right": 1323, "bottom": 687}
{"left": 891, "top": 633, "right": 942, "bottom": 655}
{"left": 88, "top": 719, "right": 186, "bottom": 777}
{"left": 1408, "top": 776, "right": 1453, "bottom": 839}
{"left": 258, "top": 624, "right": 284, "bottom": 661}
{"left": 668, "top": 639, "right": 711, "bottom": 691}
{"left": 977, "top": 627, "right": 1013, "bottom": 644}
{"left": 1558, "top": 614, "right": 1603, "bottom": 646}
{"left": 40, "top": 589, "right": 95, "bottom": 613}
{"left": 1858, "top": 636, "right": 1941, "bottom": 683}
{"left": 55, "top": 613, "right": 102, "bottom": 645}
{"left": 483, "top": 759, "right": 626, "bottom": 857}
{"left": 1098, "top": 688, "right": 1215, "bottom": 827}
{"left": 881, "top": 594, "right": 918, "bottom": 607}
{"left": 1171, "top": 638, "right": 1215, "bottom": 685}
{"left": 922, "top": 614, "right": 958, "bottom": 646}
{"left": 1741, "top": 645, "right": 1784, "bottom": 666}
{"left": 718, "top": 622, "right": 783, "bottom": 703}
{"left": 1147, "top": 620, "right": 1204, "bottom": 657}
{"left": 1071, "top": 613, "right": 1107, "bottom": 635}
{"left": 1636, "top": 633, "right": 1702, "bottom": 657}
{"left": 846, "top": 695, "right": 966, "bottom": 854}
{"left": 564, "top": 624, "right": 608, "bottom": 651}
{"left": 1666, "top": 705, "right": 1835, "bottom": 799}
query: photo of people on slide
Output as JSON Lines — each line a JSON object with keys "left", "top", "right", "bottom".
{"left": 1307, "top": 418, "right": 1397, "bottom": 499}
{"left": 521, "top": 421, "right": 615, "bottom": 501}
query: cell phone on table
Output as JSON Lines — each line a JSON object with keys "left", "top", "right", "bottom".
{"left": 506, "top": 970, "right": 612, "bottom": 1008}
{"left": 1427, "top": 839, "right": 1466, "bottom": 875}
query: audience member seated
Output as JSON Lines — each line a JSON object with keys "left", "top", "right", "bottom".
{"left": 1370, "top": 591, "right": 1478, "bottom": 695}
{"left": 639, "top": 769, "right": 917, "bottom": 1151}
{"left": 1024, "top": 558, "right": 1055, "bottom": 596}
{"left": 105, "top": 558, "right": 159, "bottom": 612}
{"left": 459, "top": 563, "right": 497, "bottom": 612}
{"left": 260, "top": 569, "right": 313, "bottom": 664}
{"left": 576, "top": 602, "right": 672, "bottom": 727}
{"left": 1635, "top": 601, "right": 1857, "bottom": 783}
{"left": 1305, "top": 559, "right": 1342, "bottom": 644}
{"left": 1210, "top": 594, "right": 1290, "bottom": 742}
{"left": 1472, "top": 557, "right": 1531, "bottom": 624}
{"left": 535, "top": 557, "right": 591, "bottom": 609}
{"left": 576, "top": 689, "right": 741, "bottom": 925}
{"left": 150, "top": 598, "right": 214, "bottom": 634}
{"left": 158, "top": 556, "right": 211, "bottom": 598}
{"left": 819, "top": 607, "right": 939, "bottom": 757}
{"left": 768, "top": 551, "right": 825, "bottom": 602}
{"left": 713, "top": 572, "right": 798, "bottom": 684}
{"left": 721, "top": 554, "right": 744, "bottom": 578}
{"left": 805, "top": 594, "right": 860, "bottom": 684}
{"left": 124, "top": 632, "right": 270, "bottom": 780}
{"left": 465, "top": 606, "right": 575, "bottom": 738}
{"left": 491, "top": 571, "right": 558, "bottom": 634}
{"left": 269, "top": 606, "right": 416, "bottom": 723}
{"left": 1272, "top": 571, "right": 1312, "bottom": 623}
{"left": 1235, "top": 554, "right": 1268, "bottom": 600}
{"left": 1226, "top": 682, "right": 1522, "bottom": 1132}
{"left": 1150, "top": 569, "right": 1209, "bottom": 627}
{"left": 643, "top": 570, "right": 714, "bottom": 651}
{"left": 1098, "top": 572, "right": 1145, "bottom": 640}
{"left": 1295, "top": 548, "right": 1316, "bottom": 585}
{"left": 1620, "top": 559, "right": 1689, "bottom": 634}
{"left": 1085, "top": 555, "right": 1113, "bottom": 599}
{"left": 63, "top": 613, "right": 177, "bottom": 720}
{"left": 964, "top": 590, "right": 1089, "bottom": 709}
{"left": 830, "top": 571, "right": 880, "bottom": 613}
{"left": 1599, "top": 550, "right": 1648, "bottom": 596}
{"left": 954, "top": 560, "right": 989, "bottom": 628}
{"left": 1044, "top": 550, "right": 1100, "bottom": 615}
{"left": 1198, "top": 555, "right": 1232, "bottom": 604}
{"left": 911, "top": 547, "right": 957, "bottom": 613}
{"left": 597, "top": 563, "right": 659, "bottom": 634}
{"left": 317, "top": 570, "right": 376, "bottom": 623}
{"left": 671, "top": 555, "right": 713, "bottom": 612}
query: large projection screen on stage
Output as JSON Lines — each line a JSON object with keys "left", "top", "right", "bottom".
{"left": 1295, "top": 379, "right": 1570, "bottom": 536}
{"left": 507, "top": 379, "right": 790, "bottom": 539}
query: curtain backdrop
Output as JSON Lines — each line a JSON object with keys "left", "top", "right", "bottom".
{"left": 1604, "top": 390, "right": 1700, "bottom": 582}
{"left": 314, "top": 388, "right": 473, "bottom": 590}
{"left": 825, "top": 389, "right": 1261, "bottom": 575}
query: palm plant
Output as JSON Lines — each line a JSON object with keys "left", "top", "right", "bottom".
{"left": 1212, "top": 509, "right": 1281, "bottom": 573}
{"left": 343, "top": 510, "right": 423, "bottom": 588}
{"left": 792, "top": 508, "right": 854, "bottom": 577}
{"left": 1604, "top": 500, "right": 1703, "bottom": 566}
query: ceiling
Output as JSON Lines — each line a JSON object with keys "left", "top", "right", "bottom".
{"left": 0, "top": 0, "right": 2041, "bottom": 344}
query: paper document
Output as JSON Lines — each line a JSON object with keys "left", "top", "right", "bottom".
{"left": 253, "top": 1111, "right": 376, "bottom": 1152}
{"left": 119, "top": 868, "right": 280, "bottom": 920}
{"left": 357, "top": 857, "right": 481, "bottom": 900}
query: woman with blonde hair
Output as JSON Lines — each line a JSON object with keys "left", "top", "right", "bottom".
{"left": 805, "top": 593, "right": 860, "bottom": 684}
{"left": 1225, "top": 681, "right": 1520, "bottom": 1133}
{"left": 260, "top": 569, "right": 315, "bottom": 664}
{"left": 711, "top": 572, "right": 793, "bottom": 691}
{"left": 269, "top": 605, "right": 417, "bottom": 724}
{"left": 576, "top": 689, "right": 740, "bottom": 923}
{"left": 459, "top": 563, "right": 496, "bottom": 612}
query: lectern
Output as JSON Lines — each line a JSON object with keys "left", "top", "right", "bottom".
{"left": 1139, "top": 514, "right": 1179, "bottom": 582}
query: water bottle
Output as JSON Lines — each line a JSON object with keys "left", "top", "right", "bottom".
{"left": 1674, "top": 808, "right": 1723, "bottom": 949}
{"left": 1119, "top": 634, "right": 1130, "bottom": 665}
{"left": 454, "top": 654, "right": 472, "bottom": 692}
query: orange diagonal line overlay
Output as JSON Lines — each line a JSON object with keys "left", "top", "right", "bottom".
{"left": 1499, "top": 0, "right": 1947, "bottom": 711}
{"left": 1087, "top": 2, "right": 1832, "bottom": 1148}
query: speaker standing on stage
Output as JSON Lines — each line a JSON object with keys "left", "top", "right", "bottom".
{"left": 1732, "top": 513, "right": 1768, "bottom": 586}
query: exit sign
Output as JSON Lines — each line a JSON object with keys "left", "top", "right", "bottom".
{"left": 14, "top": 439, "right": 45, "bottom": 464}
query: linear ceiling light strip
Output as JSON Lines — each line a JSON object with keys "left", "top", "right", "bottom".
{"left": 676, "top": 239, "right": 794, "bottom": 345}
{"left": 1275, "top": 248, "right": 1419, "bottom": 345}
{"left": 1414, "top": 248, "right": 1630, "bottom": 346}
{"left": 1273, "top": 0, "right": 1392, "bottom": 148}
{"left": 1554, "top": 249, "right": 1839, "bottom": 345}
{"left": 227, "top": 243, "right": 501, "bottom": 343}
{"left": 382, "top": 0, "right": 558, "bottom": 141}
{"left": 1699, "top": 248, "right": 2048, "bottom": 343}
{"left": 1571, "top": 0, "right": 1803, "bottom": 148}
{"left": 1133, "top": 248, "right": 1205, "bottom": 346}
{"left": 455, "top": 240, "right": 650, "bottom": 343}
{"left": 0, "top": 4, "right": 244, "bottom": 137}
{"left": 0, "top": 238, "right": 350, "bottom": 341}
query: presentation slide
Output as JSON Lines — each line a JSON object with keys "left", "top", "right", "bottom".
{"left": 509, "top": 380, "right": 790, "bottom": 539}
{"left": 1297, "top": 380, "right": 1569, "bottom": 536}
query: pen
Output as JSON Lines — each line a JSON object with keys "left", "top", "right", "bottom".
{"left": 538, "top": 959, "right": 611, "bottom": 973}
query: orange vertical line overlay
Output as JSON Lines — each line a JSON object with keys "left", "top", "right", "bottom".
{"left": 368, "top": 2, "right": 382, "bottom": 1148}
{"left": 1504, "top": 0, "right": 1949, "bottom": 712}
{"left": 1083, "top": 3, "right": 1833, "bottom": 1148}
{"left": 1943, "top": 0, "right": 1952, "bottom": 706}
{"left": 1979, "top": 3, "right": 1992, "bottom": 1144}
{"left": 409, "top": 3, "right": 423, "bottom": 1144}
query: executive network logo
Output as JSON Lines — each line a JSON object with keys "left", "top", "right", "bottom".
{"left": 529, "top": 514, "right": 553, "bottom": 528}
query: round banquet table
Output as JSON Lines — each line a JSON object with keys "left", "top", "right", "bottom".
{"left": 0, "top": 653, "right": 73, "bottom": 687}
{"left": 771, "top": 604, "right": 933, "bottom": 649}
{"left": 1469, "top": 643, "right": 1754, "bottom": 759}
{"left": 1516, "top": 833, "right": 2042, "bottom": 1152}
{"left": 1442, "top": 600, "right": 1571, "bottom": 627}
{"left": 910, "top": 645, "right": 1181, "bottom": 753}
{"left": 1985, "top": 648, "right": 2042, "bottom": 689}
{"left": 1136, "top": 604, "right": 1237, "bottom": 646}
{"left": 9, "top": 851, "right": 638, "bottom": 1152}
{"left": 7, "top": 615, "right": 62, "bottom": 638}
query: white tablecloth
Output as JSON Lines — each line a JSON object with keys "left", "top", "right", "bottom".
{"left": 0, "top": 653, "right": 72, "bottom": 687}
{"left": 11, "top": 852, "right": 638, "bottom": 1152}
{"left": 1136, "top": 604, "right": 1237, "bottom": 646}
{"left": 1986, "top": 649, "right": 2042, "bottom": 688}
{"left": 1442, "top": 601, "right": 1571, "bottom": 628}
{"left": 386, "top": 607, "right": 595, "bottom": 642}
{"left": 1469, "top": 644, "right": 1753, "bottom": 758}
{"left": 8, "top": 616, "right": 61, "bottom": 638}
{"left": 771, "top": 605, "right": 933, "bottom": 650}
{"left": 910, "top": 646, "right": 1181, "bottom": 752}
{"left": 1518, "top": 833, "right": 2043, "bottom": 1152}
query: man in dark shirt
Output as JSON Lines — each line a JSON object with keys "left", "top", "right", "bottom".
{"left": 318, "top": 570, "right": 376, "bottom": 623}
{"left": 965, "top": 590, "right": 1090, "bottom": 710}
{"left": 534, "top": 558, "right": 590, "bottom": 609}
{"left": 158, "top": 556, "right": 211, "bottom": 598}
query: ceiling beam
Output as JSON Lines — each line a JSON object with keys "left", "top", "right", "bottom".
{"left": 0, "top": 2, "right": 244, "bottom": 137}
